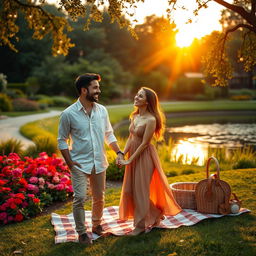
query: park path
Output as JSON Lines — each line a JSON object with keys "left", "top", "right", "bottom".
{"left": 0, "top": 110, "right": 62, "bottom": 149}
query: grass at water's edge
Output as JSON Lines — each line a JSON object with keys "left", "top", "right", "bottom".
{"left": 0, "top": 168, "right": 255, "bottom": 256}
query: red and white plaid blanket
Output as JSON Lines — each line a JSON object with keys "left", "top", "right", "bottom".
{"left": 51, "top": 206, "right": 250, "bottom": 243}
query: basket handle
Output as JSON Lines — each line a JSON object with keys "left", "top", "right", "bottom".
{"left": 206, "top": 156, "right": 220, "bottom": 179}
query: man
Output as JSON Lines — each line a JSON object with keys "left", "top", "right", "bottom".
{"left": 58, "top": 73, "right": 124, "bottom": 244}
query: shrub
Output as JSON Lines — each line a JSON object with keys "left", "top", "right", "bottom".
{"left": 12, "top": 98, "right": 40, "bottom": 111}
{"left": 33, "top": 135, "right": 57, "bottom": 155}
{"left": 20, "top": 123, "right": 52, "bottom": 140}
{"left": 0, "top": 138, "right": 23, "bottom": 156}
{"left": 0, "top": 93, "right": 13, "bottom": 112}
{"left": 51, "top": 96, "right": 73, "bottom": 107}
{"left": 106, "top": 161, "right": 125, "bottom": 181}
{"left": 5, "top": 89, "right": 26, "bottom": 99}
{"left": 0, "top": 152, "right": 73, "bottom": 224}
{"left": 166, "top": 170, "right": 178, "bottom": 177}
{"left": 181, "top": 169, "right": 195, "bottom": 175}
{"left": 232, "top": 158, "right": 256, "bottom": 169}
{"left": 7, "top": 83, "right": 28, "bottom": 93}
{"left": 230, "top": 95, "right": 253, "bottom": 101}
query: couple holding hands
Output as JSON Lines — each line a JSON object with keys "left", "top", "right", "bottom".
{"left": 57, "top": 73, "right": 181, "bottom": 244}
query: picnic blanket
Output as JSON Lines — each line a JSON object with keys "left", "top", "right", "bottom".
{"left": 51, "top": 206, "right": 250, "bottom": 243}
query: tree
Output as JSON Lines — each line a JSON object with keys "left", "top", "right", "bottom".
{"left": 1, "top": 0, "right": 256, "bottom": 86}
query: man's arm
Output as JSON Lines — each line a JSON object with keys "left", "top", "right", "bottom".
{"left": 60, "top": 149, "right": 81, "bottom": 169}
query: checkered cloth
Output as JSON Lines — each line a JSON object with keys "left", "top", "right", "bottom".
{"left": 51, "top": 206, "right": 250, "bottom": 243}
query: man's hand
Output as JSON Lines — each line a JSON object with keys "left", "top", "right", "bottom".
{"left": 69, "top": 161, "right": 82, "bottom": 170}
{"left": 116, "top": 153, "right": 124, "bottom": 168}
{"left": 118, "top": 159, "right": 131, "bottom": 166}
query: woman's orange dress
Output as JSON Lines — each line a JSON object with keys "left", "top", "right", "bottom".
{"left": 119, "top": 122, "right": 182, "bottom": 229}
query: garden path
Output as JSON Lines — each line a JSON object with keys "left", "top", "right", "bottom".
{"left": 0, "top": 110, "right": 61, "bottom": 149}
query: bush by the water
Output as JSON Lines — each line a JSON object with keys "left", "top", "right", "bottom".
{"left": 0, "top": 152, "right": 73, "bottom": 225}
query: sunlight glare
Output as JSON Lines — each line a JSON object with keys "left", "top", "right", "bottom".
{"left": 170, "top": 140, "right": 208, "bottom": 166}
{"left": 175, "top": 31, "right": 194, "bottom": 48}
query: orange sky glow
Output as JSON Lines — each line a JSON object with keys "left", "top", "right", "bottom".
{"left": 46, "top": 0, "right": 223, "bottom": 47}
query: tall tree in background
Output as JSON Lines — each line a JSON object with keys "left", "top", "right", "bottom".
{"left": 1, "top": 0, "right": 255, "bottom": 86}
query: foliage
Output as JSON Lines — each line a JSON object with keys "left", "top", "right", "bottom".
{"left": 7, "top": 83, "right": 28, "bottom": 93}
{"left": 25, "top": 135, "right": 58, "bottom": 158}
{"left": 232, "top": 158, "right": 256, "bottom": 169}
{"left": 20, "top": 122, "right": 54, "bottom": 141}
{"left": 12, "top": 98, "right": 40, "bottom": 111}
{"left": 0, "top": 138, "right": 23, "bottom": 156}
{"left": 0, "top": 152, "right": 73, "bottom": 225}
{"left": 0, "top": 0, "right": 74, "bottom": 56}
{"left": 1, "top": 0, "right": 256, "bottom": 87}
{"left": 0, "top": 93, "right": 13, "bottom": 111}
{"left": 51, "top": 96, "right": 73, "bottom": 107}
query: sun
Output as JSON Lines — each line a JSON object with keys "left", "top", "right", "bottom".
{"left": 175, "top": 30, "right": 195, "bottom": 48}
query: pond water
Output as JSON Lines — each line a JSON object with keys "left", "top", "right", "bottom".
{"left": 167, "top": 123, "right": 256, "bottom": 166}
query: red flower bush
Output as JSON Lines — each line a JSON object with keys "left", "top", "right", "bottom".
{"left": 0, "top": 152, "right": 73, "bottom": 225}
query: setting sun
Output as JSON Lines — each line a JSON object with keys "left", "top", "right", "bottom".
{"left": 175, "top": 30, "right": 195, "bottom": 48}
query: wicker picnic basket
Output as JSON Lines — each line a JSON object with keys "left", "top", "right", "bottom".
{"left": 170, "top": 182, "right": 198, "bottom": 209}
{"left": 195, "top": 156, "right": 232, "bottom": 214}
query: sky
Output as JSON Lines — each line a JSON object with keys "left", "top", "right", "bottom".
{"left": 46, "top": 0, "right": 224, "bottom": 47}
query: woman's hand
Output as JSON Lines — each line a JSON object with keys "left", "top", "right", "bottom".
{"left": 119, "top": 159, "right": 131, "bottom": 166}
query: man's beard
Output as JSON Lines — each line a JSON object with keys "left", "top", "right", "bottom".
{"left": 86, "top": 92, "right": 100, "bottom": 102}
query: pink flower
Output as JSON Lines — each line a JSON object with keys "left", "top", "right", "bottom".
{"left": 38, "top": 177, "right": 45, "bottom": 186}
{"left": 27, "top": 184, "right": 39, "bottom": 193}
{"left": 12, "top": 168, "right": 23, "bottom": 178}
{"left": 0, "top": 203, "right": 8, "bottom": 211}
{"left": 60, "top": 176, "right": 69, "bottom": 184}
{"left": 0, "top": 212, "right": 7, "bottom": 221}
{"left": 47, "top": 183, "right": 55, "bottom": 189}
{"left": 52, "top": 176, "right": 60, "bottom": 184}
{"left": 55, "top": 183, "right": 65, "bottom": 191}
{"left": 22, "top": 201, "right": 28, "bottom": 208}
{"left": 47, "top": 171, "right": 53, "bottom": 177}
{"left": 37, "top": 166, "right": 48, "bottom": 176}
{"left": 27, "top": 194, "right": 35, "bottom": 198}
{"left": 29, "top": 176, "right": 38, "bottom": 184}
{"left": 7, "top": 216, "right": 14, "bottom": 222}
{"left": 66, "top": 185, "right": 73, "bottom": 193}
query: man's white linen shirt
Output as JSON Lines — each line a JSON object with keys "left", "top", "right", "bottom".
{"left": 58, "top": 99, "right": 117, "bottom": 174}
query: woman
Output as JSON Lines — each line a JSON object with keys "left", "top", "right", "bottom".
{"left": 118, "top": 87, "right": 182, "bottom": 236}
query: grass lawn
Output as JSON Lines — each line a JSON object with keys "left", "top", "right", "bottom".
{"left": 20, "top": 100, "right": 256, "bottom": 140}
{"left": 0, "top": 168, "right": 255, "bottom": 256}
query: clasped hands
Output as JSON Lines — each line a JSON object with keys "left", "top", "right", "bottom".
{"left": 116, "top": 154, "right": 131, "bottom": 167}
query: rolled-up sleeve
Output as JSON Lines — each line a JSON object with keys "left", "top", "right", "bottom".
{"left": 104, "top": 109, "right": 117, "bottom": 145}
{"left": 57, "top": 112, "right": 70, "bottom": 150}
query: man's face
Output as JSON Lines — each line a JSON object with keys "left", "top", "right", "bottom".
{"left": 85, "top": 80, "right": 101, "bottom": 102}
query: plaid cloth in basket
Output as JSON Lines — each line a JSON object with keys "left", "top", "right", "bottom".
{"left": 51, "top": 206, "right": 250, "bottom": 243}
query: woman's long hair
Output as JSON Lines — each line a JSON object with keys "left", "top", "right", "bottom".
{"left": 130, "top": 87, "right": 165, "bottom": 140}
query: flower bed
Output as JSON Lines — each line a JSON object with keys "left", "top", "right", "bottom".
{"left": 0, "top": 152, "right": 73, "bottom": 225}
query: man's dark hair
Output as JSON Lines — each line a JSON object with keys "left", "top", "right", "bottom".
{"left": 75, "top": 73, "right": 101, "bottom": 95}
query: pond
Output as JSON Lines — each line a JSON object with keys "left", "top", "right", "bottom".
{"left": 168, "top": 123, "right": 256, "bottom": 166}
{"left": 114, "top": 111, "right": 256, "bottom": 166}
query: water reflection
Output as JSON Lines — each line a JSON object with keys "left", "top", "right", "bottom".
{"left": 170, "top": 140, "right": 208, "bottom": 166}
{"left": 168, "top": 123, "right": 256, "bottom": 166}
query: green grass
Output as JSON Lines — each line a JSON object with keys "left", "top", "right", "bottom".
{"left": 0, "top": 168, "right": 255, "bottom": 256}
{"left": 107, "top": 100, "right": 256, "bottom": 124}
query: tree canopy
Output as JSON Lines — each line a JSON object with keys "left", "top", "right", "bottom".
{"left": 1, "top": 0, "right": 256, "bottom": 86}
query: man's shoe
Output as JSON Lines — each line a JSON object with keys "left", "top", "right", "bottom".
{"left": 78, "top": 233, "right": 92, "bottom": 245}
{"left": 92, "top": 225, "right": 103, "bottom": 236}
